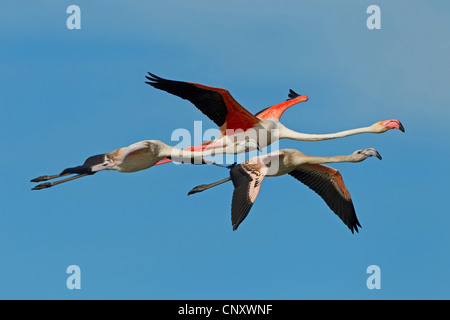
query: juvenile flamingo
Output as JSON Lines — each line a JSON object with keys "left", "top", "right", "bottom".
{"left": 30, "top": 139, "right": 257, "bottom": 190}
{"left": 189, "top": 147, "right": 382, "bottom": 233}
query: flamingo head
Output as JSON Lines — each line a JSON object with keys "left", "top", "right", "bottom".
{"left": 372, "top": 119, "right": 405, "bottom": 133}
{"left": 60, "top": 153, "right": 111, "bottom": 175}
{"left": 353, "top": 148, "right": 382, "bottom": 161}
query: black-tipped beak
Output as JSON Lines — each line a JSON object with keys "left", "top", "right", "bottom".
{"left": 362, "top": 148, "right": 382, "bottom": 160}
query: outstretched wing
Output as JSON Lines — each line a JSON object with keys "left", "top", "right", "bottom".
{"left": 288, "top": 164, "right": 362, "bottom": 233}
{"left": 229, "top": 163, "right": 268, "bottom": 231}
{"left": 254, "top": 89, "right": 308, "bottom": 120}
{"left": 145, "top": 72, "right": 260, "bottom": 133}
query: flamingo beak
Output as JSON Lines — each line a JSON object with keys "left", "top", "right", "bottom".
{"left": 373, "top": 150, "right": 382, "bottom": 160}
{"left": 382, "top": 119, "right": 405, "bottom": 132}
{"left": 361, "top": 148, "right": 382, "bottom": 160}
{"left": 395, "top": 120, "right": 405, "bottom": 132}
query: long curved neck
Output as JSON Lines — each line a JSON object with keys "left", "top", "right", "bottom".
{"left": 163, "top": 145, "right": 224, "bottom": 164}
{"left": 280, "top": 125, "right": 374, "bottom": 141}
{"left": 298, "top": 154, "right": 361, "bottom": 166}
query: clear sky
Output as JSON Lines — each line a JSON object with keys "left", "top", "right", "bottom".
{"left": 1, "top": 0, "right": 449, "bottom": 299}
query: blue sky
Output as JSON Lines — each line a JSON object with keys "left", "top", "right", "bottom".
{"left": 1, "top": 1, "right": 449, "bottom": 299}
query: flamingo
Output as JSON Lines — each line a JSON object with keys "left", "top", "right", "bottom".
{"left": 30, "top": 139, "right": 257, "bottom": 190}
{"left": 145, "top": 72, "right": 404, "bottom": 165}
{"left": 188, "top": 147, "right": 383, "bottom": 233}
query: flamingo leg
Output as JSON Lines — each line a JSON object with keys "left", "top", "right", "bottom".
{"left": 188, "top": 177, "right": 231, "bottom": 195}
{"left": 32, "top": 173, "right": 90, "bottom": 190}
{"left": 30, "top": 173, "right": 71, "bottom": 183}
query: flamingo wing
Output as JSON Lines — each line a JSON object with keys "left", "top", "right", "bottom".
{"left": 254, "top": 89, "right": 309, "bottom": 120}
{"left": 288, "top": 164, "right": 362, "bottom": 233}
{"left": 145, "top": 72, "right": 260, "bottom": 133}
{"left": 229, "top": 163, "right": 268, "bottom": 231}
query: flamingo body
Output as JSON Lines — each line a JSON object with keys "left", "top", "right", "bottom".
{"left": 30, "top": 139, "right": 258, "bottom": 190}
{"left": 190, "top": 148, "right": 382, "bottom": 233}
{"left": 147, "top": 73, "right": 403, "bottom": 166}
